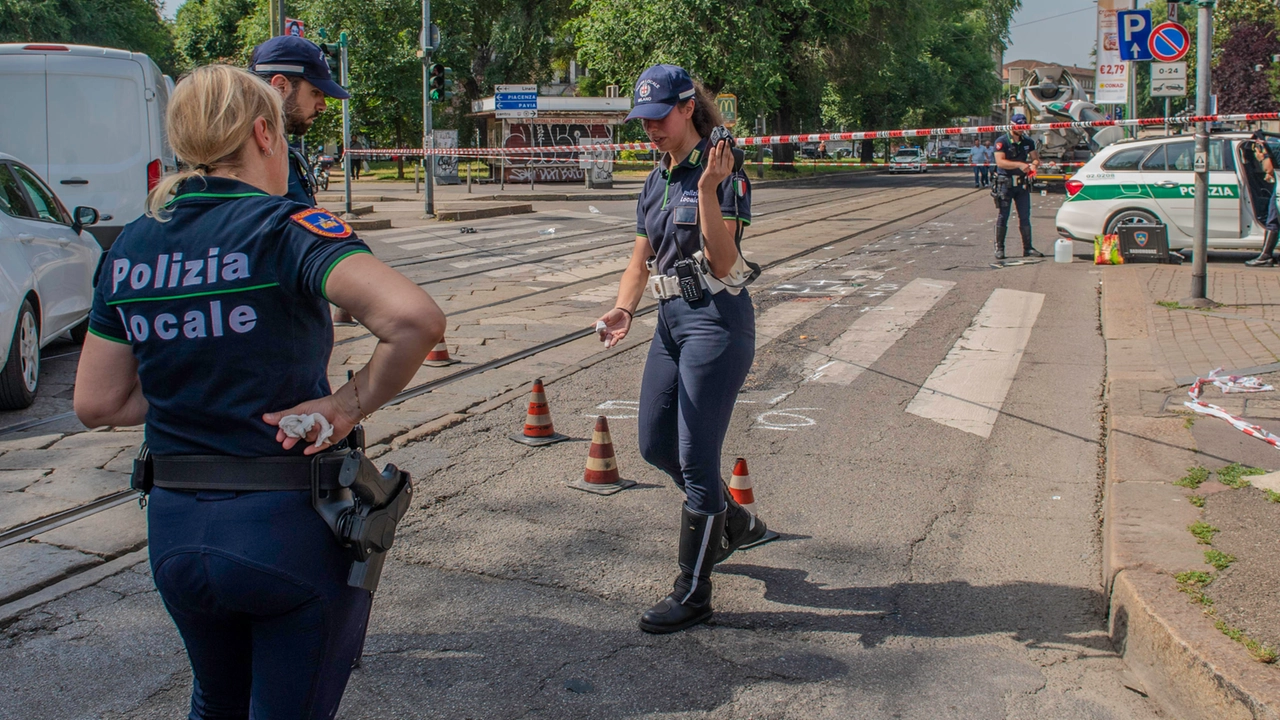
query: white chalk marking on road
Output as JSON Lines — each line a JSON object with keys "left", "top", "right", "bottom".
{"left": 802, "top": 278, "right": 955, "bottom": 386}
{"left": 906, "top": 288, "right": 1045, "bottom": 438}
{"left": 753, "top": 408, "right": 822, "bottom": 432}
{"left": 586, "top": 400, "right": 640, "bottom": 419}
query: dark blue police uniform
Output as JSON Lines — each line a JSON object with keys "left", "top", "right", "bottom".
{"left": 635, "top": 137, "right": 753, "bottom": 515}
{"left": 89, "top": 176, "right": 373, "bottom": 719}
{"left": 993, "top": 132, "right": 1038, "bottom": 258}
{"left": 287, "top": 146, "right": 317, "bottom": 207}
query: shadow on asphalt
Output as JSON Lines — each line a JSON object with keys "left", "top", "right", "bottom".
{"left": 714, "top": 564, "right": 1113, "bottom": 653}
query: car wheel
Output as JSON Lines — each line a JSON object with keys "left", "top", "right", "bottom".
{"left": 70, "top": 318, "right": 89, "bottom": 345}
{"left": 1106, "top": 209, "right": 1162, "bottom": 235}
{"left": 0, "top": 301, "right": 39, "bottom": 410}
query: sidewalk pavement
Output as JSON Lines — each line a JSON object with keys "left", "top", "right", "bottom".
{"left": 1102, "top": 262, "right": 1280, "bottom": 719}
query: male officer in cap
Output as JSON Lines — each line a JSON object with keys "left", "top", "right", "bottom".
{"left": 249, "top": 35, "right": 349, "bottom": 206}
{"left": 992, "top": 113, "right": 1043, "bottom": 260}
{"left": 251, "top": 35, "right": 357, "bottom": 323}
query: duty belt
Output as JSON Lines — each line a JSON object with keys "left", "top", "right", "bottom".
{"left": 648, "top": 272, "right": 728, "bottom": 300}
{"left": 152, "top": 453, "right": 347, "bottom": 492}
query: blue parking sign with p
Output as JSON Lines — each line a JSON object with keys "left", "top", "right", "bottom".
{"left": 1118, "top": 10, "right": 1153, "bottom": 61}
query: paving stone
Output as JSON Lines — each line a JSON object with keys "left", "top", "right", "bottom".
{"left": 46, "top": 430, "right": 143, "bottom": 452}
{"left": 0, "top": 469, "right": 50, "bottom": 493}
{"left": 0, "top": 492, "right": 76, "bottom": 530}
{"left": 34, "top": 501, "right": 146, "bottom": 558}
{"left": 102, "top": 448, "right": 135, "bottom": 475}
{"left": 23, "top": 468, "right": 130, "bottom": 504}
{"left": 0, "top": 445, "right": 123, "bottom": 471}
{"left": 0, "top": 432, "right": 64, "bottom": 453}
{"left": 0, "top": 541, "right": 99, "bottom": 605}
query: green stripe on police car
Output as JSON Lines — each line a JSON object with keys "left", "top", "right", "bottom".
{"left": 1067, "top": 184, "right": 1239, "bottom": 202}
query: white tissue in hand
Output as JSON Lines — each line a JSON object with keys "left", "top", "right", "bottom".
{"left": 279, "top": 413, "right": 335, "bottom": 448}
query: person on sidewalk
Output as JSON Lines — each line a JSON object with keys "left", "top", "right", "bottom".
{"left": 595, "top": 64, "right": 775, "bottom": 634}
{"left": 73, "top": 65, "right": 445, "bottom": 720}
{"left": 1246, "top": 131, "right": 1280, "bottom": 267}
{"left": 249, "top": 35, "right": 357, "bottom": 325}
{"left": 992, "top": 114, "right": 1043, "bottom": 260}
{"left": 971, "top": 139, "right": 985, "bottom": 187}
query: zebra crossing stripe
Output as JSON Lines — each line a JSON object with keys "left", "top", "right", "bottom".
{"left": 906, "top": 288, "right": 1044, "bottom": 438}
{"left": 802, "top": 278, "right": 955, "bottom": 386}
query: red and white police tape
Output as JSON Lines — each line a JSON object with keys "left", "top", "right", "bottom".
{"left": 342, "top": 111, "right": 1280, "bottom": 158}
{"left": 1185, "top": 368, "right": 1280, "bottom": 450}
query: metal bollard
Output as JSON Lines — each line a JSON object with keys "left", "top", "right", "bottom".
{"left": 467, "top": 161, "right": 472, "bottom": 193}
{"left": 414, "top": 161, "right": 420, "bottom": 193}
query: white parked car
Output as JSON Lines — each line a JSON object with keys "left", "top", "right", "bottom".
{"left": 1056, "top": 131, "right": 1280, "bottom": 250}
{"left": 0, "top": 153, "right": 103, "bottom": 409}
{"left": 0, "top": 43, "right": 176, "bottom": 248}
{"left": 889, "top": 147, "right": 929, "bottom": 174}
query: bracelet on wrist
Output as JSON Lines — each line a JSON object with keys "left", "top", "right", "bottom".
{"left": 615, "top": 307, "right": 634, "bottom": 320}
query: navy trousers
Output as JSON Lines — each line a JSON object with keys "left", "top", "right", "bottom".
{"left": 997, "top": 184, "right": 1033, "bottom": 236}
{"left": 148, "top": 487, "right": 371, "bottom": 720}
{"left": 1267, "top": 188, "right": 1279, "bottom": 232}
{"left": 638, "top": 289, "right": 755, "bottom": 515}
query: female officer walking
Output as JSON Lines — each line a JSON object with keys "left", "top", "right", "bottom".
{"left": 1246, "top": 131, "right": 1280, "bottom": 267}
{"left": 596, "top": 64, "right": 773, "bottom": 634}
{"left": 74, "top": 65, "right": 444, "bottom": 718}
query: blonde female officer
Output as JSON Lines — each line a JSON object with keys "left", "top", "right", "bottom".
{"left": 74, "top": 65, "right": 444, "bottom": 718}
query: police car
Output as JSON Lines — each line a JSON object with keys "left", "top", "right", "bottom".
{"left": 1056, "top": 131, "right": 1280, "bottom": 250}
{"left": 888, "top": 147, "right": 929, "bottom": 174}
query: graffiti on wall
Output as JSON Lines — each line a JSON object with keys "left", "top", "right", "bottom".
{"left": 500, "top": 123, "right": 613, "bottom": 183}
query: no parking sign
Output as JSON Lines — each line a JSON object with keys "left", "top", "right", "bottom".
{"left": 1149, "top": 21, "right": 1190, "bottom": 63}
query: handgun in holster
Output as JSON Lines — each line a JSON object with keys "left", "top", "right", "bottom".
{"left": 312, "top": 437, "right": 413, "bottom": 593}
{"left": 991, "top": 175, "right": 1012, "bottom": 204}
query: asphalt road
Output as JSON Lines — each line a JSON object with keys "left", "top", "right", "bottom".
{"left": 0, "top": 172, "right": 1166, "bottom": 718}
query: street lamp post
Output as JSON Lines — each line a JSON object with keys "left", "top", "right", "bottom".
{"left": 421, "top": 0, "right": 435, "bottom": 218}
{"left": 1185, "top": 0, "right": 1215, "bottom": 306}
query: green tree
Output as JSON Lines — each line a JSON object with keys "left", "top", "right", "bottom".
{"left": 0, "top": 0, "right": 183, "bottom": 74}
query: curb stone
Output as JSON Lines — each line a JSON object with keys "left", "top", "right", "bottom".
{"left": 1102, "top": 266, "right": 1280, "bottom": 718}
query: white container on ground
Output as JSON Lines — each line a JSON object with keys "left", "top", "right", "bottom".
{"left": 1055, "top": 238, "right": 1074, "bottom": 263}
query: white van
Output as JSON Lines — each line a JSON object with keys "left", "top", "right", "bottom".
{"left": 0, "top": 43, "right": 177, "bottom": 248}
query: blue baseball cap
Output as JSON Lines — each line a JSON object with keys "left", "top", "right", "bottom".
{"left": 626, "top": 64, "right": 696, "bottom": 122}
{"left": 1011, "top": 113, "right": 1029, "bottom": 125}
{"left": 250, "top": 35, "right": 349, "bottom": 100}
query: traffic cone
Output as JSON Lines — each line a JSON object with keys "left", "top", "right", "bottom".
{"left": 727, "top": 457, "right": 780, "bottom": 550}
{"left": 509, "top": 378, "right": 569, "bottom": 446}
{"left": 569, "top": 416, "right": 636, "bottom": 495}
{"left": 423, "top": 340, "right": 460, "bottom": 367}
{"left": 728, "top": 458, "right": 757, "bottom": 514}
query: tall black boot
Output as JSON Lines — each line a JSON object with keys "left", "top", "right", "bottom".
{"left": 994, "top": 226, "right": 1007, "bottom": 260}
{"left": 718, "top": 490, "right": 777, "bottom": 563}
{"left": 1246, "top": 229, "right": 1279, "bottom": 267}
{"left": 1021, "top": 224, "right": 1044, "bottom": 257}
{"left": 639, "top": 506, "right": 725, "bottom": 634}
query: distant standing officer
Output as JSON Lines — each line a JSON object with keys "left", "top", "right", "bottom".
{"left": 992, "top": 114, "right": 1043, "bottom": 260}
{"left": 1246, "top": 131, "right": 1280, "bottom": 267}
{"left": 250, "top": 36, "right": 355, "bottom": 323}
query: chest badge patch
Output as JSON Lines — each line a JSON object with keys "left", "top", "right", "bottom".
{"left": 290, "top": 208, "right": 352, "bottom": 238}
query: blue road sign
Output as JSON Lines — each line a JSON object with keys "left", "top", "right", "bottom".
{"left": 495, "top": 93, "right": 537, "bottom": 111}
{"left": 1118, "top": 9, "right": 1154, "bottom": 62}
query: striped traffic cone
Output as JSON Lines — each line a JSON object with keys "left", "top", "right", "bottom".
{"left": 727, "top": 458, "right": 779, "bottom": 551}
{"left": 728, "top": 458, "right": 757, "bottom": 514}
{"left": 423, "top": 340, "right": 460, "bottom": 367}
{"left": 569, "top": 416, "right": 636, "bottom": 495}
{"left": 509, "top": 378, "right": 569, "bottom": 446}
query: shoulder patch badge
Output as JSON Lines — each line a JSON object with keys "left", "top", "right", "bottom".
{"left": 290, "top": 208, "right": 352, "bottom": 238}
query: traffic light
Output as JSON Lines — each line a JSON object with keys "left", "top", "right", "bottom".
{"left": 429, "top": 63, "right": 454, "bottom": 102}
{"left": 318, "top": 42, "right": 342, "bottom": 85}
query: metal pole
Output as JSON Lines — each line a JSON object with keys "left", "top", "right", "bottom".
{"left": 1165, "top": 97, "right": 1171, "bottom": 137}
{"left": 421, "top": 0, "right": 434, "bottom": 217}
{"left": 1187, "top": 0, "right": 1214, "bottom": 304}
{"left": 340, "top": 37, "right": 352, "bottom": 217}
{"left": 277, "top": 0, "right": 286, "bottom": 36}
{"left": 500, "top": 120, "right": 506, "bottom": 190}
{"left": 1128, "top": 61, "right": 1137, "bottom": 139}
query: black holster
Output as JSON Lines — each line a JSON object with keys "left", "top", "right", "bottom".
{"left": 312, "top": 444, "right": 413, "bottom": 593}
{"left": 991, "top": 175, "right": 1012, "bottom": 204}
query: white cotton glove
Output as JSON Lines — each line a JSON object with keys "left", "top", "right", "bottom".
{"left": 278, "top": 413, "right": 335, "bottom": 450}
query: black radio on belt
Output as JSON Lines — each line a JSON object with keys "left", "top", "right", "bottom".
{"left": 674, "top": 259, "right": 704, "bottom": 302}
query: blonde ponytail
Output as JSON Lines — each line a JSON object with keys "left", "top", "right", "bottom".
{"left": 146, "top": 64, "right": 285, "bottom": 220}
